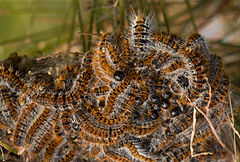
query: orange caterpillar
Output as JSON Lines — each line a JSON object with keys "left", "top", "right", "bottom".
{"left": 98, "top": 33, "right": 117, "bottom": 78}
{"left": 104, "top": 70, "right": 134, "bottom": 116}
{"left": 130, "top": 13, "right": 154, "bottom": 55}
{"left": 0, "top": 85, "right": 19, "bottom": 125}
{"left": 31, "top": 52, "right": 95, "bottom": 108}
{"left": 13, "top": 103, "right": 40, "bottom": 147}
{"left": 0, "top": 67, "right": 27, "bottom": 93}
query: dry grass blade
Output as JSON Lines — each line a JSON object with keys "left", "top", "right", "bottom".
{"left": 190, "top": 108, "right": 196, "bottom": 157}
{"left": 190, "top": 108, "right": 213, "bottom": 157}
{"left": 0, "top": 146, "right": 4, "bottom": 159}
{"left": 228, "top": 117, "right": 240, "bottom": 141}
{"left": 188, "top": 101, "right": 234, "bottom": 160}
{"left": 0, "top": 141, "right": 19, "bottom": 157}
{"left": 184, "top": 77, "right": 235, "bottom": 160}
{"left": 228, "top": 93, "right": 238, "bottom": 161}
{"left": 191, "top": 104, "right": 234, "bottom": 160}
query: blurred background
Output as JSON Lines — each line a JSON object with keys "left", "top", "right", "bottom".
{"left": 0, "top": 0, "right": 240, "bottom": 160}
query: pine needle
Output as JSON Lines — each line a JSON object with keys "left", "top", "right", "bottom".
{"left": 119, "top": 0, "right": 125, "bottom": 31}
{"left": 76, "top": 0, "right": 86, "bottom": 53}
{"left": 159, "top": 0, "right": 170, "bottom": 32}
{"left": 184, "top": 0, "right": 198, "bottom": 32}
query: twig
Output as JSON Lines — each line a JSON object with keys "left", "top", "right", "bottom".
{"left": 78, "top": 32, "right": 101, "bottom": 37}
{"left": 35, "top": 52, "right": 83, "bottom": 61}
{"left": 35, "top": 52, "right": 64, "bottom": 61}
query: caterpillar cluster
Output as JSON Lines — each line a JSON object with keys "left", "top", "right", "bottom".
{"left": 0, "top": 12, "right": 235, "bottom": 162}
